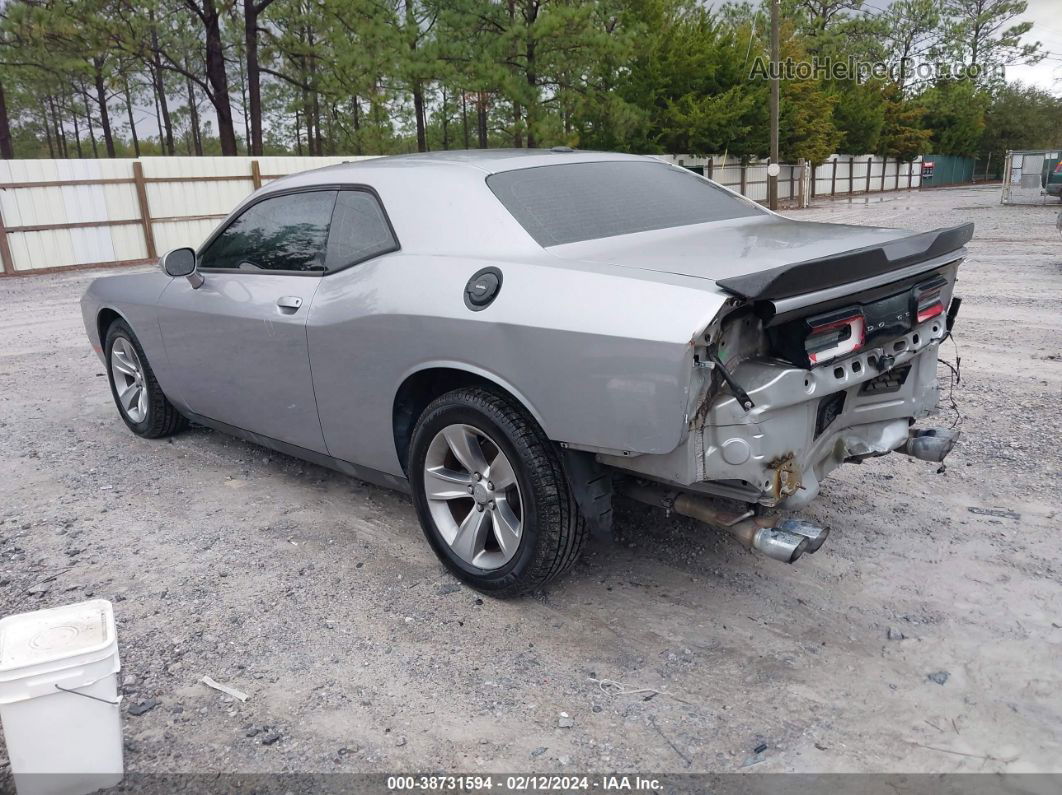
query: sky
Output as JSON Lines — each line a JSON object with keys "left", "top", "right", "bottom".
{"left": 862, "top": 0, "right": 1062, "bottom": 93}
{"left": 1003, "top": 0, "right": 1062, "bottom": 91}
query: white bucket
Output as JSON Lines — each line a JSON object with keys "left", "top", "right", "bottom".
{"left": 0, "top": 599, "right": 123, "bottom": 795}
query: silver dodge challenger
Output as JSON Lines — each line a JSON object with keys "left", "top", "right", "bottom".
{"left": 81, "top": 150, "right": 969, "bottom": 596}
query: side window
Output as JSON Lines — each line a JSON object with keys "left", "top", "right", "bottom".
{"left": 200, "top": 190, "right": 337, "bottom": 272}
{"left": 325, "top": 190, "right": 398, "bottom": 271}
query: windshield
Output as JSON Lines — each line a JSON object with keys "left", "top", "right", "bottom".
{"left": 487, "top": 160, "right": 766, "bottom": 247}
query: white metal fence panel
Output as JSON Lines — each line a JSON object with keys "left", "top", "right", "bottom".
{"left": 258, "top": 155, "right": 364, "bottom": 176}
{"left": 659, "top": 154, "right": 803, "bottom": 204}
{"left": 0, "top": 156, "right": 378, "bottom": 273}
{"left": 1, "top": 152, "right": 928, "bottom": 275}
{"left": 146, "top": 179, "right": 247, "bottom": 220}
{"left": 1, "top": 158, "right": 140, "bottom": 271}
{"left": 155, "top": 218, "right": 220, "bottom": 254}
{"left": 811, "top": 155, "right": 921, "bottom": 198}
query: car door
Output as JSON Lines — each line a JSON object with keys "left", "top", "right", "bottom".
{"left": 156, "top": 188, "right": 337, "bottom": 453}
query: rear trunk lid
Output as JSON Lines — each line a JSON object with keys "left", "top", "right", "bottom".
{"left": 545, "top": 215, "right": 906, "bottom": 281}
{"left": 546, "top": 215, "right": 972, "bottom": 301}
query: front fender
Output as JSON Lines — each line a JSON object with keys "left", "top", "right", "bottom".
{"left": 80, "top": 270, "right": 177, "bottom": 395}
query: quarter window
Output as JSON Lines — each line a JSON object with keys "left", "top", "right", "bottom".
{"left": 325, "top": 190, "right": 398, "bottom": 270}
{"left": 200, "top": 190, "right": 337, "bottom": 272}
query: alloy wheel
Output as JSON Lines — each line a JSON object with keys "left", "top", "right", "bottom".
{"left": 110, "top": 337, "right": 148, "bottom": 424}
{"left": 422, "top": 423, "right": 523, "bottom": 570}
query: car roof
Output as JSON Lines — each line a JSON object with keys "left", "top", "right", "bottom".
{"left": 273, "top": 149, "right": 656, "bottom": 184}
{"left": 242, "top": 150, "right": 672, "bottom": 260}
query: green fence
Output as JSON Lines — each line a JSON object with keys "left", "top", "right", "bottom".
{"left": 920, "top": 154, "right": 976, "bottom": 187}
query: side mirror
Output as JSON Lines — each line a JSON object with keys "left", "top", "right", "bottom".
{"left": 160, "top": 248, "right": 197, "bottom": 278}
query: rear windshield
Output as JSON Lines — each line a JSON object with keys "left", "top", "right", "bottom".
{"left": 487, "top": 160, "right": 765, "bottom": 247}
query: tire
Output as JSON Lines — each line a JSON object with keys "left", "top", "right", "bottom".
{"left": 104, "top": 319, "right": 186, "bottom": 438}
{"left": 408, "top": 386, "right": 587, "bottom": 597}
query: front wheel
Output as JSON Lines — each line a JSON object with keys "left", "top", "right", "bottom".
{"left": 408, "top": 386, "right": 586, "bottom": 597}
{"left": 104, "top": 319, "right": 186, "bottom": 438}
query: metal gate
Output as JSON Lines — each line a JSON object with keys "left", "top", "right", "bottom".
{"left": 1001, "top": 149, "right": 1062, "bottom": 205}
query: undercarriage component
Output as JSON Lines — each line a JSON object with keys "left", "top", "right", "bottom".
{"left": 899, "top": 427, "right": 960, "bottom": 463}
{"left": 560, "top": 448, "right": 614, "bottom": 539}
{"left": 620, "top": 482, "right": 829, "bottom": 564}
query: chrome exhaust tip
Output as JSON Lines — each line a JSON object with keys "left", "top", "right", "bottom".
{"left": 901, "top": 427, "right": 960, "bottom": 463}
{"left": 618, "top": 482, "right": 822, "bottom": 564}
{"left": 777, "top": 519, "right": 830, "bottom": 553}
{"left": 751, "top": 527, "right": 810, "bottom": 563}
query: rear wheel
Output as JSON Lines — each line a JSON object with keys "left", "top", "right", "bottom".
{"left": 408, "top": 386, "right": 586, "bottom": 597}
{"left": 104, "top": 319, "right": 186, "bottom": 438}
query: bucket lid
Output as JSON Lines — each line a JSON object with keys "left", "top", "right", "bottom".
{"left": 0, "top": 599, "right": 116, "bottom": 673}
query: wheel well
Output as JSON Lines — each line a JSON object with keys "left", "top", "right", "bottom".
{"left": 392, "top": 368, "right": 523, "bottom": 474}
{"left": 97, "top": 308, "right": 121, "bottom": 346}
{"left": 392, "top": 367, "right": 614, "bottom": 537}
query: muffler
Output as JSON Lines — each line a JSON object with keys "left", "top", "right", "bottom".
{"left": 901, "top": 427, "right": 960, "bottom": 463}
{"left": 622, "top": 483, "right": 825, "bottom": 564}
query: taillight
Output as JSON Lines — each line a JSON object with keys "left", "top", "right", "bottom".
{"left": 917, "top": 301, "right": 944, "bottom": 323}
{"left": 768, "top": 273, "right": 953, "bottom": 369}
{"left": 914, "top": 277, "right": 947, "bottom": 324}
{"left": 805, "top": 308, "right": 865, "bottom": 365}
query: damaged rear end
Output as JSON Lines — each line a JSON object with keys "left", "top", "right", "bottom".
{"left": 606, "top": 221, "right": 972, "bottom": 560}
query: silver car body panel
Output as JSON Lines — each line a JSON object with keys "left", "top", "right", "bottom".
{"left": 80, "top": 149, "right": 966, "bottom": 506}
{"left": 545, "top": 214, "right": 912, "bottom": 281}
{"left": 156, "top": 273, "right": 327, "bottom": 452}
{"left": 306, "top": 250, "right": 726, "bottom": 471}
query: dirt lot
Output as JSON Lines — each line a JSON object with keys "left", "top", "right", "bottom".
{"left": 0, "top": 185, "right": 1059, "bottom": 779}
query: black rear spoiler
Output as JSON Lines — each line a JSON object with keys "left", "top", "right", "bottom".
{"left": 716, "top": 223, "right": 974, "bottom": 301}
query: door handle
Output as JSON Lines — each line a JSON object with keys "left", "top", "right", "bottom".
{"left": 276, "top": 296, "right": 303, "bottom": 313}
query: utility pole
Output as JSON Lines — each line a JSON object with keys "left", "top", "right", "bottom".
{"left": 768, "top": 0, "right": 780, "bottom": 210}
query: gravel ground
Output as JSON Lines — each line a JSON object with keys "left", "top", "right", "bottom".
{"left": 0, "top": 185, "right": 1059, "bottom": 780}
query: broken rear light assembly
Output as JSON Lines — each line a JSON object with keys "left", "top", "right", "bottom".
{"left": 804, "top": 307, "right": 865, "bottom": 366}
{"left": 768, "top": 272, "right": 953, "bottom": 369}
{"left": 914, "top": 276, "right": 948, "bottom": 324}
{"left": 768, "top": 304, "right": 867, "bottom": 368}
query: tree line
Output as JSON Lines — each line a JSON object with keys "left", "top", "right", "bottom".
{"left": 0, "top": 0, "right": 1059, "bottom": 166}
